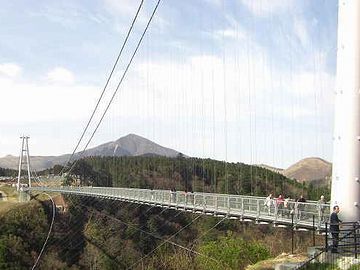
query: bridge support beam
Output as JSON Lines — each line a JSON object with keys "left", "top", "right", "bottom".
{"left": 331, "top": 0, "right": 360, "bottom": 221}
{"left": 16, "top": 136, "right": 32, "bottom": 191}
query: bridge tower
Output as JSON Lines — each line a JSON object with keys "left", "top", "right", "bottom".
{"left": 17, "top": 136, "right": 32, "bottom": 191}
{"left": 331, "top": 0, "right": 360, "bottom": 221}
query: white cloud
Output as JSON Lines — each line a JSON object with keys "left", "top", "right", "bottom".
{"left": 103, "top": 0, "right": 167, "bottom": 34}
{"left": 103, "top": 0, "right": 141, "bottom": 16}
{"left": 240, "top": 0, "right": 294, "bottom": 17}
{"left": 129, "top": 52, "right": 334, "bottom": 121}
{"left": 293, "top": 18, "right": 309, "bottom": 47}
{"left": 46, "top": 67, "right": 75, "bottom": 84}
{"left": 0, "top": 76, "right": 98, "bottom": 123}
{"left": 212, "top": 28, "right": 246, "bottom": 40}
{"left": 0, "top": 63, "right": 22, "bottom": 78}
{"left": 202, "top": 0, "right": 222, "bottom": 7}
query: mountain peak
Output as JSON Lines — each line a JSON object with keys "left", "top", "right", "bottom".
{"left": 112, "top": 134, "right": 179, "bottom": 157}
{"left": 283, "top": 157, "right": 332, "bottom": 182}
{"left": 122, "top": 133, "right": 143, "bottom": 139}
{"left": 117, "top": 133, "right": 150, "bottom": 143}
{"left": 78, "top": 133, "right": 181, "bottom": 159}
{"left": 0, "top": 134, "right": 182, "bottom": 170}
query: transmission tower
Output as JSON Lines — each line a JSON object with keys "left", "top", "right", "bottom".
{"left": 17, "top": 136, "right": 31, "bottom": 191}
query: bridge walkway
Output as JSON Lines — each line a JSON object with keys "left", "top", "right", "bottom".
{"left": 26, "top": 186, "right": 330, "bottom": 230}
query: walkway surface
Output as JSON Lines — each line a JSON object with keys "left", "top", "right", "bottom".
{"left": 26, "top": 186, "right": 330, "bottom": 229}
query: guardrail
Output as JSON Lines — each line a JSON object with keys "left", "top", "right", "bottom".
{"left": 296, "top": 221, "right": 360, "bottom": 269}
{"left": 26, "top": 186, "right": 330, "bottom": 229}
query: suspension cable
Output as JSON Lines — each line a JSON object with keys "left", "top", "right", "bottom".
{"left": 31, "top": 192, "right": 56, "bottom": 270}
{"left": 127, "top": 214, "right": 202, "bottom": 269}
{"left": 59, "top": 0, "right": 145, "bottom": 176}
{"left": 65, "top": 0, "right": 162, "bottom": 176}
{"left": 88, "top": 207, "right": 222, "bottom": 266}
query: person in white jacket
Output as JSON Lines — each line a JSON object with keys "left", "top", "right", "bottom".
{"left": 264, "top": 194, "right": 273, "bottom": 215}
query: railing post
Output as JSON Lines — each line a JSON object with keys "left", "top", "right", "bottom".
{"left": 215, "top": 196, "right": 218, "bottom": 213}
{"left": 203, "top": 195, "right": 206, "bottom": 213}
{"left": 227, "top": 196, "right": 230, "bottom": 216}
{"left": 354, "top": 223, "right": 358, "bottom": 259}
{"left": 312, "top": 214, "right": 315, "bottom": 246}
{"left": 291, "top": 213, "right": 294, "bottom": 254}
{"left": 185, "top": 192, "right": 187, "bottom": 208}
{"left": 256, "top": 199, "right": 260, "bottom": 220}
{"left": 241, "top": 197, "right": 244, "bottom": 218}
{"left": 176, "top": 191, "right": 178, "bottom": 207}
{"left": 325, "top": 222, "right": 328, "bottom": 252}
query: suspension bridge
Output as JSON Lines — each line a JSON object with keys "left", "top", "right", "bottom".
{"left": 25, "top": 185, "right": 330, "bottom": 230}
{"left": 8, "top": 0, "right": 360, "bottom": 268}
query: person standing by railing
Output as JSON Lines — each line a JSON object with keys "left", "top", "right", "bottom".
{"left": 296, "top": 195, "right": 306, "bottom": 220}
{"left": 170, "top": 188, "right": 177, "bottom": 203}
{"left": 330, "top": 205, "right": 342, "bottom": 253}
{"left": 264, "top": 194, "right": 273, "bottom": 215}
{"left": 318, "top": 195, "right": 326, "bottom": 223}
{"left": 284, "top": 196, "right": 291, "bottom": 217}
{"left": 276, "top": 195, "right": 284, "bottom": 217}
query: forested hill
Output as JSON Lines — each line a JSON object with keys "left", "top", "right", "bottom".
{"left": 65, "top": 156, "right": 328, "bottom": 200}
{"left": 0, "top": 167, "right": 18, "bottom": 177}
{"left": 1, "top": 156, "right": 328, "bottom": 269}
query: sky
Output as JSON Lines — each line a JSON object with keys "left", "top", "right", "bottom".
{"left": 0, "top": 0, "right": 338, "bottom": 168}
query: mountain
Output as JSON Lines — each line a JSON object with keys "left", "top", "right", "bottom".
{"left": 0, "top": 134, "right": 181, "bottom": 171}
{"left": 0, "top": 155, "right": 70, "bottom": 172}
{"left": 283, "top": 157, "right": 332, "bottom": 183}
{"left": 256, "top": 164, "right": 284, "bottom": 174}
{"left": 80, "top": 134, "right": 180, "bottom": 158}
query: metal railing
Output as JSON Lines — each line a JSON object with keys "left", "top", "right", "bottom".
{"left": 296, "top": 221, "right": 360, "bottom": 269}
{"left": 324, "top": 221, "right": 360, "bottom": 256}
{"left": 25, "top": 186, "right": 330, "bottom": 229}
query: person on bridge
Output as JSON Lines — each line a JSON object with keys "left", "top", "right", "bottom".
{"left": 264, "top": 194, "right": 273, "bottom": 215}
{"left": 318, "top": 195, "right": 327, "bottom": 223}
{"left": 330, "top": 205, "right": 342, "bottom": 253}
{"left": 296, "top": 195, "right": 306, "bottom": 220}
{"left": 284, "top": 196, "right": 291, "bottom": 217}
{"left": 276, "top": 195, "right": 284, "bottom": 217}
{"left": 170, "top": 188, "right": 177, "bottom": 203}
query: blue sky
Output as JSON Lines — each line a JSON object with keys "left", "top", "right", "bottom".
{"left": 0, "top": 0, "right": 338, "bottom": 168}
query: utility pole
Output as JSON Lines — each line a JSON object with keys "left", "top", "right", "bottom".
{"left": 331, "top": 0, "right": 360, "bottom": 221}
{"left": 17, "top": 136, "right": 31, "bottom": 191}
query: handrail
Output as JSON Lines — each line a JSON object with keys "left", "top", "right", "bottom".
{"left": 296, "top": 221, "right": 360, "bottom": 269}
{"left": 25, "top": 186, "right": 331, "bottom": 229}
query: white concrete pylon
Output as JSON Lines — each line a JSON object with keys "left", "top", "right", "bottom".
{"left": 17, "top": 136, "right": 31, "bottom": 191}
{"left": 331, "top": 0, "right": 360, "bottom": 221}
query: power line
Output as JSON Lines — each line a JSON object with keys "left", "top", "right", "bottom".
{"left": 65, "top": 0, "right": 162, "bottom": 176}
{"left": 59, "top": 0, "right": 145, "bottom": 176}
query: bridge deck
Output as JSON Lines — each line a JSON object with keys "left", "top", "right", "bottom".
{"left": 26, "top": 186, "right": 330, "bottom": 230}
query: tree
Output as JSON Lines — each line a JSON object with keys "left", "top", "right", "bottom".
{"left": 196, "top": 234, "right": 270, "bottom": 270}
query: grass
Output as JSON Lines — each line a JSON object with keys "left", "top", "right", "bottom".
{"left": 0, "top": 201, "right": 21, "bottom": 214}
{"left": 0, "top": 184, "right": 18, "bottom": 199}
{"left": 0, "top": 185, "right": 61, "bottom": 215}
{"left": 246, "top": 253, "right": 307, "bottom": 270}
{"left": 0, "top": 184, "right": 21, "bottom": 214}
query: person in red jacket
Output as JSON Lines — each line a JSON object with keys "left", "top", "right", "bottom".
{"left": 276, "top": 195, "right": 284, "bottom": 217}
